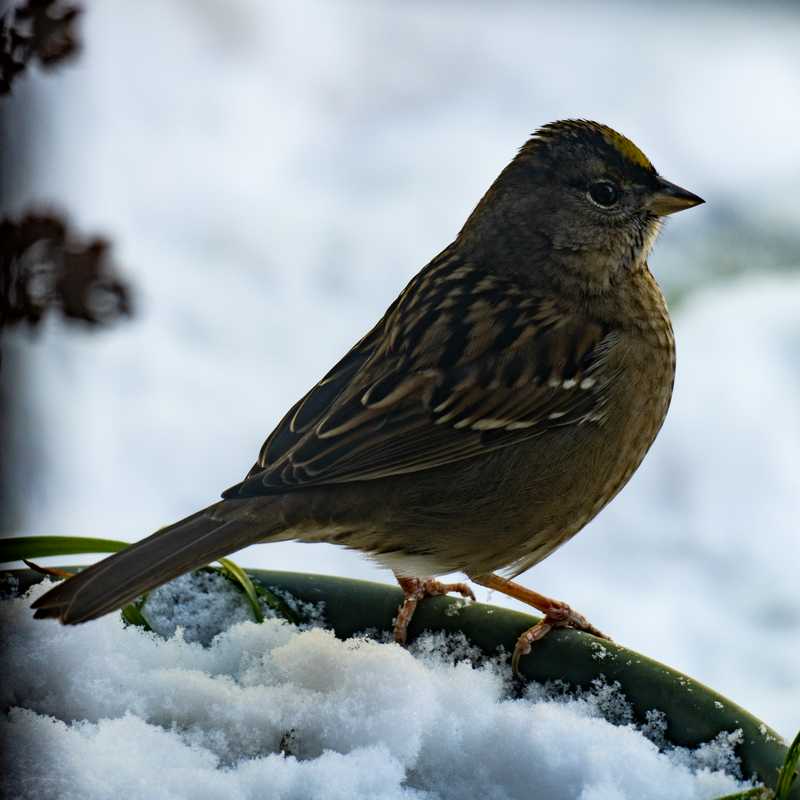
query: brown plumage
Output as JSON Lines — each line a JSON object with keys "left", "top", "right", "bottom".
{"left": 32, "top": 120, "right": 703, "bottom": 668}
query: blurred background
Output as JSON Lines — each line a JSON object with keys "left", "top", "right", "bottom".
{"left": 1, "top": 0, "right": 798, "bottom": 737}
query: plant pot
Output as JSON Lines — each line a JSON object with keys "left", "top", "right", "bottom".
{"left": 5, "top": 566, "right": 796, "bottom": 797}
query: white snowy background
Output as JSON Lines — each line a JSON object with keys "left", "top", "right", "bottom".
{"left": 2, "top": 0, "right": 799, "bottom": 765}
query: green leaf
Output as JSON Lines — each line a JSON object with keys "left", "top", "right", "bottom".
{"left": 217, "top": 558, "right": 264, "bottom": 623}
{"left": 1, "top": 536, "right": 129, "bottom": 563}
{"left": 716, "top": 786, "right": 775, "bottom": 800}
{"left": 776, "top": 729, "right": 800, "bottom": 800}
{"left": 253, "top": 581, "right": 300, "bottom": 626}
{"left": 121, "top": 601, "right": 151, "bottom": 631}
{"left": 4, "top": 536, "right": 302, "bottom": 625}
{"left": 710, "top": 788, "right": 773, "bottom": 800}
{"left": 215, "top": 558, "right": 300, "bottom": 625}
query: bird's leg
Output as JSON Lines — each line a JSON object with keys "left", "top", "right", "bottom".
{"left": 393, "top": 575, "right": 475, "bottom": 644}
{"left": 470, "top": 573, "right": 611, "bottom": 673}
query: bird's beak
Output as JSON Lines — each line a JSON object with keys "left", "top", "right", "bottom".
{"left": 648, "top": 177, "right": 705, "bottom": 216}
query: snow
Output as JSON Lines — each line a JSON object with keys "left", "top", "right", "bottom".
{"left": 1, "top": 576, "right": 753, "bottom": 800}
{"left": 140, "top": 570, "right": 326, "bottom": 644}
{"left": 1, "top": 0, "right": 799, "bottom": 755}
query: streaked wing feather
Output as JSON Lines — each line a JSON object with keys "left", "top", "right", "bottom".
{"left": 228, "top": 253, "right": 617, "bottom": 497}
{"left": 249, "top": 316, "right": 390, "bottom": 472}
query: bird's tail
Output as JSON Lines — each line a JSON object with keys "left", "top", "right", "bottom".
{"left": 30, "top": 498, "right": 289, "bottom": 625}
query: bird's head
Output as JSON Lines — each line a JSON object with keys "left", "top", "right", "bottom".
{"left": 460, "top": 119, "right": 704, "bottom": 293}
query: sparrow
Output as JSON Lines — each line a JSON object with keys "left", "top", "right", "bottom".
{"left": 32, "top": 120, "right": 704, "bottom": 670}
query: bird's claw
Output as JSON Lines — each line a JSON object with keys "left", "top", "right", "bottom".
{"left": 393, "top": 577, "right": 476, "bottom": 644}
{"left": 511, "top": 602, "right": 611, "bottom": 675}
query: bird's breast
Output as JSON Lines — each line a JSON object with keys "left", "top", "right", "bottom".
{"left": 496, "top": 283, "right": 676, "bottom": 575}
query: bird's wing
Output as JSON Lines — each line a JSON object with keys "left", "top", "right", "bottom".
{"left": 225, "top": 252, "right": 619, "bottom": 496}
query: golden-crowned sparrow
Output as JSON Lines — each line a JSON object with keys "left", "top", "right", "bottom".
{"left": 32, "top": 120, "right": 703, "bottom": 669}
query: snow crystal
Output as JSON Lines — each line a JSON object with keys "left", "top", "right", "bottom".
{"left": 443, "top": 599, "right": 468, "bottom": 617}
{"left": 143, "top": 570, "right": 261, "bottom": 645}
{"left": 140, "top": 571, "right": 326, "bottom": 646}
{"left": 591, "top": 642, "right": 613, "bottom": 661}
{"left": 267, "top": 586, "right": 327, "bottom": 629}
{"left": 0, "top": 577, "right": 756, "bottom": 800}
{"left": 668, "top": 730, "right": 746, "bottom": 781}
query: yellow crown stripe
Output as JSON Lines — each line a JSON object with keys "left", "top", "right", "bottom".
{"left": 598, "top": 126, "right": 654, "bottom": 171}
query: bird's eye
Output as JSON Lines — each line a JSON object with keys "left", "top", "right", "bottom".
{"left": 588, "top": 181, "right": 620, "bottom": 208}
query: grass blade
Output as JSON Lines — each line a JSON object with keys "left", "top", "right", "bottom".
{"left": 120, "top": 601, "right": 152, "bottom": 631}
{"left": 5, "top": 536, "right": 300, "bottom": 626}
{"left": 252, "top": 581, "right": 301, "bottom": 625}
{"left": 217, "top": 557, "right": 264, "bottom": 623}
{"left": 710, "top": 789, "right": 773, "bottom": 800}
{"left": 776, "top": 729, "right": 800, "bottom": 799}
{"left": 1, "top": 536, "right": 129, "bottom": 563}
{"left": 215, "top": 558, "right": 300, "bottom": 624}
